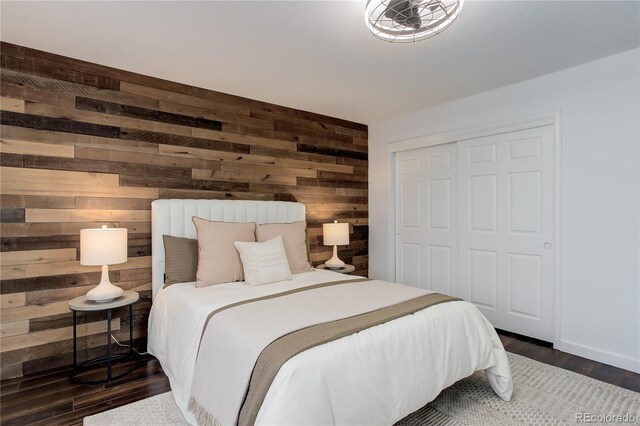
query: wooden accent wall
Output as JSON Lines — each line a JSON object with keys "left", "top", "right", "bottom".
{"left": 0, "top": 42, "right": 368, "bottom": 379}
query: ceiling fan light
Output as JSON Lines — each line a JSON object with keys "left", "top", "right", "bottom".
{"left": 365, "top": 0, "right": 464, "bottom": 43}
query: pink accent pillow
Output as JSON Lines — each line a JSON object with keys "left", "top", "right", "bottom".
{"left": 256, "top": 222, "right": 312, "bottom": 273}
{"left": 192, "top": 217, "right": 256, "bottom": 287}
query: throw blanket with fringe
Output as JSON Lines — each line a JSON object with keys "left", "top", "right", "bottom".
{"left": 187, "top": 278, "right": 459, "bottom": 426}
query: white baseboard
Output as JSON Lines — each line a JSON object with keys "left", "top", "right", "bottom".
{"left": 558, "top": 339, "right": 640, "bottom": 374}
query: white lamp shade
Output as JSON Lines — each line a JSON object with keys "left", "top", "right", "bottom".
{"left": 323, "top": 221, "right": 349, "bottom": 246}
{"left": 80, "top": 226, "right": 128, "bottom": 266}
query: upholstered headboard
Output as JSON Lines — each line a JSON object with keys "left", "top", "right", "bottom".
{"left": 151, "top": 199, "right": 306, "bottom": 299}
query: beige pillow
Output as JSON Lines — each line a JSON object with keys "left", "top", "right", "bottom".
{"left": 234, "top": 236, "right": 292, "bottom": 286}
{"left": 163, "top": 235, "right": 198, "bottom": 285}
{"left": 256, "top": 222, "right": 312, "bottom": 273}
{"left": 192, "top": 217, "right": 256, "bottom": 287}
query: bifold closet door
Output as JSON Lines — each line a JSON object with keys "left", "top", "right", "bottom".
{"left": 457, "top": 125, "right": 555, "bottom": 342}
{"left": 395, "top": 143, "right": 457, "bottom": 294}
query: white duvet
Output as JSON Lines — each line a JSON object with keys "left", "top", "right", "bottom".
{"left": 148, "top": 270, "right": 513, "bottom": 425}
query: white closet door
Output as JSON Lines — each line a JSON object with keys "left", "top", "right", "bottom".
{"left": 395, "top": 144, "right": 457, "bottom": 294}
{"left": 457, "top": 126, "right": 555, "bottom": 341}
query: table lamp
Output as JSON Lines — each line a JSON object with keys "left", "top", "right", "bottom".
{"left": 322, "top": 220, "right": 349, "bottom": 269}
{"left": 80, "top": 225, "right": 127, "bottom": 302}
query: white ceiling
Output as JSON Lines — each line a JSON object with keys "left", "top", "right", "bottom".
{"left": 1, "top": 1, "right": 639, "bottom": 124}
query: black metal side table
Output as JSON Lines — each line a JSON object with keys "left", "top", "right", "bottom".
{"left": 69, "top": 290, "right": 140, "bottom": 384}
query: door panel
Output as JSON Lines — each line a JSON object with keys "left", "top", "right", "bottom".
{"left": 469, "top": 249, "right": 498, "bottom": 309}
{"left": 428, "top": 245, "right": 451, "bottom": 294}
{"left": 509, "top": 171, "right": 541, "bottom": 234}
{"left": 395, "top": 144, "right": 457, "bottom": 293}
{"left": 508, "top": 253, "right": 542, "bottom": 318}
{"left": 458, "top": 125, "right": 555, "bottom": 341}
{"left": 400, "top": 243, "right": 421, "bottom": 287}
{"left": 469, "top": 174, "right": 497, "bottom": 232}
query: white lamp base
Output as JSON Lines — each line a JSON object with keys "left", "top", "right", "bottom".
{"left": 324, "top": 245, "right": 345, "bottom": 269}
{"left": 86, "top": 265, "right": 124, "bottom": 303}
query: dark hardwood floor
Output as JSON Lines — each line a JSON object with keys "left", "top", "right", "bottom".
{"left": 1, "top": 331, "right": 638, "bottom": 426}
{"left": 497, "top": 330, "right": 640, "bottom": 393}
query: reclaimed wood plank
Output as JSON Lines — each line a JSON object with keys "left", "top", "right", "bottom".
{"left": 0, "top": 249, "right": 77, "bottom": 266}
{"left": 0, "top": 272, "right": 111, "bottom": 295}
{"left": 159, "top": 100, "right": 273, "bottom": 130}
{"left": 76, "top": 97, "right": 222, "bottom": 131}
{"left": 0, "top": 208, "right": 24, "bottom": 223}
{"left": 0, "top": 55, "right": 120, "bottom": 91}
{"left": 0, "top": 125, "right": 158, "bottom": 155}
{"left": 74, "top": 146, "right": 221, "bottom": 171}
{"left": 192, "top": 127, "right": 296, "bottom": 151}
{"left": 157, "top": 188, "right": 275, "bottom": 201}
{"left": 1, "top": 81, "right": 75, "bottom": 109}
{"left": 220, "top": 162, "right": 317, "bottom": 178}
{"left": 0, "top": 195, "right": 76, "bottom": 209}
{"left": 22, "top": 154, "right": 192, "bottom": 179}
{"left": 250, "top": 109, "right": 333, "bottom": 133}
{"left": 23, "top": 102, "right": 196, "bottom": 138}
{"left": 0, "top": 321, "right": 30, "bottom": 338}
{"left": 0, "top": 300, "right": 77, "bottom": 325}
{"left": 0, "top": 97, "right": 25, "bottom": 113}
{"left": 192, "top": 169, "right": 297, "bottom": 186}
{"left": 119, "top": 175, "right": 249, "bottom": 192}
{"left": 0, "top": 69, "right": 158, "bottom": 109}
{"left": 0, "top": 319, "right": 120, "bottom": 353}
{"left": 0, "top": 256, "right": 151, "bottom": 281}
{"left": 119, "top": 128, "right": 249, "bottom": 154}
{"left": 0, "top": 111, "right": 120, "bottom": 139}
{"left": 0, "top": 293, "right": 26, "bottom": 309}
{"left": 0, "top": 125, "right": 158, "bottom": 154}
{"left": 0, "top": 139, "right": 74, "bottom": 158}
{"left": 120, "top": 81, "right": 252, "bottom": 116}
{"left": 74, "top": 197, "right": 151, "bottom": 211}
{"left": 25, "top": 209, "right": 150, "bottom": 223}
{"left": 1, "top": 166, "right": 118, "bottom": 187}
{"left": 1, "top": 177, "right": 159, "bottom": 199}
{"left": 222, "top": 123, "right": 298, "bottom": 143}
{"left": 275, "top": 122, "right": 352, "bottom": 144}
{"left": 297, "top": 142, "right": 368, "bottom": 160}
{"left": 158, "top": 143, "right": 274, "bottom": 164}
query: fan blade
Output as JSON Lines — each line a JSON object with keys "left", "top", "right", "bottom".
{"left": 383, "top": 0, "right": 422, "bottom": 29}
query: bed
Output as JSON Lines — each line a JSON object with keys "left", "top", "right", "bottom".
{"left": 147, "top": 199, "right": 513, "bottom": 425}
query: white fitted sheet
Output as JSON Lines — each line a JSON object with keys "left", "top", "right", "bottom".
{"left": 148, "top": 269, "right": 512, "bottom": 425}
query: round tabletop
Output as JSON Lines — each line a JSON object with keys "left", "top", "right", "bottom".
{"left": 69, "top": 291, "right": 139, "bottom": 312}
{"left": 315, "top": 264, "right": 356, "bottom": 273}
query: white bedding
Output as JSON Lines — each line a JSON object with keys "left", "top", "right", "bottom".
{"left": 148, "top": 269, "right": 513, "bottom": 425}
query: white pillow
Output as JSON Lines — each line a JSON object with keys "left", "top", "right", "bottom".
{"left": 234, "top": 236, "right": 292, "bottom": 286}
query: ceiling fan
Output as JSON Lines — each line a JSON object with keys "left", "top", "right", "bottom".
{"left": 366, "top": 0, "right": 464, "bottom": 43}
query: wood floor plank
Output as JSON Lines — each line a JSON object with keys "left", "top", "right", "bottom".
{"left": 1, "top": 399, "right": 73, "bottom": 426}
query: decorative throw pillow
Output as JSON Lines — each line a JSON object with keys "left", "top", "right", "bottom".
{"left": 192, "top": 217, "right": 256, "bottom": 287}
{"left": 234, "top": 236, "right": 292, "bottom": 286}
{"left": 163, "top": 235, "right": 198, "bottom": 285}
{"left": 256, "top": 222, "right": 312, "bottom": 273}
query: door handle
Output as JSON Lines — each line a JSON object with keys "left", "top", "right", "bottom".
{"left": 543, "top": 242, "right": 552, "bottom": 249}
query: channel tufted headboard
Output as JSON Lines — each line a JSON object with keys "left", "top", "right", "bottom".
{"left": 151, "top": 199, "right": 306, "bottom": 300}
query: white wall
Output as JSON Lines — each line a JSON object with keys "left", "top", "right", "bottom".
{"left": 369, "top": 48, "right": 640, "bottom": 373}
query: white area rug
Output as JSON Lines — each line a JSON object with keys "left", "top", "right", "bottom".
{"left": 84, "top": 353, "right": 639, "bottom": 425}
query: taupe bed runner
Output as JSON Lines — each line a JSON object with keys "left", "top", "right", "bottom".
{"left": 188, "top": 278, "right": 459, "bottom": 426}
